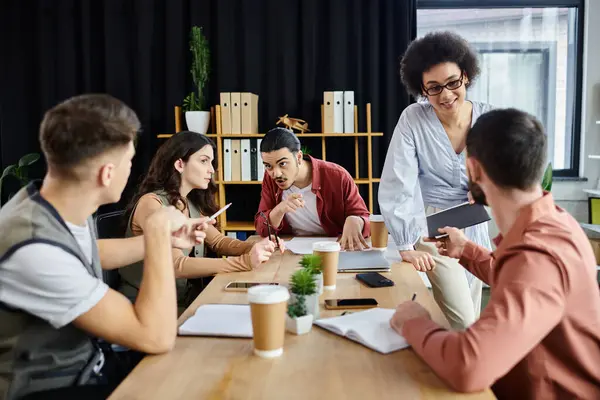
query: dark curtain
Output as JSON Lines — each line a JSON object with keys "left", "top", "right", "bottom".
{"left": 0, "top": 0, "right": 415, "bottom": 213}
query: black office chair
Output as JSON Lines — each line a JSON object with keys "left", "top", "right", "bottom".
{"left": 94, "top": 210, "right": 127, "bottom": 289}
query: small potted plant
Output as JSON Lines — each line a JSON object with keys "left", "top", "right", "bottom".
{"left": 1, "top": 153, "right": 40, "bottom": 206}
{"left": 288, "top": 268, "right": 319, "bottom": 321}
{"left": 542, "top": 162, "right": 552, "bottom": 192}
{"left": 299, "top": 254, "right": 323, "bottom": 295}
{"left": 182, "top": 26, "right": 211, "bottom": 134}
{"left": 286, "top": 290, "right": 313, "bottom": 335}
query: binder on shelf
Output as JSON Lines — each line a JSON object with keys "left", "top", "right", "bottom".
{"left": 231, "top": 140, "right": 242, "bottom": 181}
{"left": 226, "top": 232, "right": 237, "bottom": 239}
{"left": 323, "top": 92, "right": 334, "bottom": 133}
{"left": 223, "top": 139, "right": 232, "bottom": 181}
{"left": 241, "top": 93, "right": 259, "bottom": 133}
{"left": 250, "top": 139, "right": 258, "bottom": 181}
{"left": 220, "top": 93, "right": 232, "bottom": 134}
{"left": 333, "top": 91, "right": 344, "bottom": 133}
{"left": 236, "top": 232, "right": 248, "bottom": 240}
{"left": 343, "top": 91, "right": 355, "bottom": 133}
{"left": 230, "top": 93, "right": 242, "bottom": 134}
{"left": 241, "top": 139, "right": 251, "bottom": 181}
{"left": 257, "top": 138, "right": 264, "bottom": 181}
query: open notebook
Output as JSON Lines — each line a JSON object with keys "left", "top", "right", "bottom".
{"left": 178, "top": 304, "right": 253, "bottom": 338}
{"left": 314, "top": 308, "right": 409, "bottom": 354}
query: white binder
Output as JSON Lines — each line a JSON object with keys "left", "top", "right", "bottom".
{"left": 241, "top": 139, "right": 251, "bottom": 181}
{"left": 223, "top": 139, "right": 232, "bottom": 181}
{"left": 257, "top": 139, "right": 264, "bottom": 181}
{"left": 333, "top": 91, "right": 344, "bottom": 133}
{"left": 343, "top": 91, "right": 354, "bottom": 133}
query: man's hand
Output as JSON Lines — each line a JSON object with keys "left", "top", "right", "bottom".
{"left": 400, "top": 250, "right": 435, "bottom": 271}
{"left": 275, "top": 193, "right": 305, "bottom": 215}
{"left": 145, "top": 206, "right": 211, "bottom": 249}
{"left": 389, "top": 301, "right": 431, "bottom": 335}
{"left": 339, "top": 216, "right": 369, "bottom": 251}
{"left": 249, "top": 237, "right": 279, "bottom": 268}
{"left": 425, "top": 227, "right": 469, "bottom": 259}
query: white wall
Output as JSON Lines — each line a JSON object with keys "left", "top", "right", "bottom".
{"left": 553, "top": 0, "right": 600, "bottom": 222}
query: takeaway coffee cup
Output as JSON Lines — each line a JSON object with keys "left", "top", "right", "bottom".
{"left": 313, "top": 241, "right": 341, "bottom": 290}
{"left": 248, "top": 285, "right": 290, "bottom": 358}
{"left": 369, "top": 215, "right": 388, "bottom": 250}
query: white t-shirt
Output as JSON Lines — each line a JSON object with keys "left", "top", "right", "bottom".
{"left": 0, "top": 221, "right": 108, "bottom": 329}
{"left": 282, "top": 184, "right": 326, "bottom": 236}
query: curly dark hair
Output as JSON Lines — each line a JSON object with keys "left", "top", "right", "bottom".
{"left": 127, "top": 131, "right": 219, "bottom": 221}
{"left": 400, "top": 31, "right": 480, "bottom": 98}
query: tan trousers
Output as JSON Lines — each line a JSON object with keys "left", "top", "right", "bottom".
{"left": 416, "top": 239, "right": 482, "bottom": 330}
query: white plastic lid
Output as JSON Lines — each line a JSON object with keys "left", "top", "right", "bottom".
{"left": 248, "top": 285, "right": 290, "bottom": 304}
{"left": 312, "top": 241, "right": 341, "bottom": 252}
{"left": 369, "top": 215, "right": 385, "bottom": 222}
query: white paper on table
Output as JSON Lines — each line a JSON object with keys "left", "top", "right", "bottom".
{"left": 286, "top": 237, "right": 338, "bottom": 255}
{"left": 178, "top": 304, "right": 253, "bottom": 338}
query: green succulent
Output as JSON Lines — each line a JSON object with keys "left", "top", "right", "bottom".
{"left": 287, "top": 294, "right": 308, "bottom": 318}
{"left": 289, "top": 268, "right": 317, "bottom": 296}
{"left": 299, "top": 254, "right": 322, "bottom": 275}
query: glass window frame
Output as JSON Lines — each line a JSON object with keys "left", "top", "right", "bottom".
{"left": 416, "top": 0, "right": 585, "bottom": 177}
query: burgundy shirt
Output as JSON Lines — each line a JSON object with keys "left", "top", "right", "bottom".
{"left": 403, "top": 193, "right": 600, "bottom": 399}
{"left": 254, "top": 156, "right": 370, "bottom": 238}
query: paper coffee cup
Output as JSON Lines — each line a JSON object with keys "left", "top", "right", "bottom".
{"left": 369, "top": 215, "right": 388, "bottom": 250}
{"left": 313, "top": 241, "right": 340, "bottom": 290}
{"left": 248, "top": 285, "right": 290, "bottom": 358}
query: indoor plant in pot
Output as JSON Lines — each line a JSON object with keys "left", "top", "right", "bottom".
{"left": 286, "top": 287, "right": 313, "bottom": 335}
{"left": 299, "top": 254, "right": 323, "bottom": 295}
{"left": 542, "top": 162, "right": 552, "bottom": 192}
{"left": 182, "top": 26, "right": 210, "bottom": 134}
{"left": 0, "top": 152, "right": 40, "bottom": 206}
{"left": 288, "top": 268, "right": 319, "bottom": 322}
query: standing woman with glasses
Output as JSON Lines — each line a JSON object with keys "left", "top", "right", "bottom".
{"left": 379, "top": 31, "right": 492, "bottom": 330}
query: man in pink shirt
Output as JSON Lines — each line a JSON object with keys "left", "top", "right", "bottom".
{"left": 391, "top": 108, "right": 600, "bottom": 399}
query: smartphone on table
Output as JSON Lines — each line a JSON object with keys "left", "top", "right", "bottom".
{"left": 224, "top": 281, "right": 280, "bottom": 292}
{"left": 324, "top": 298, "right": 378, "bottom": 310}
{"left": 355, "top": 272, "right": 394, "bottom": 288}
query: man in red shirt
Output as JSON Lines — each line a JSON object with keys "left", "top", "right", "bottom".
{"left": 390, "top": 108, "right": 600, "bottom": 399}
{"left": 255, "top": 128, "right": 370, "bottom": 250}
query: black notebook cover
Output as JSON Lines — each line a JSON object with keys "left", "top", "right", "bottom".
{"left": 426, "top": 203, "right": 491, "bottom": 238}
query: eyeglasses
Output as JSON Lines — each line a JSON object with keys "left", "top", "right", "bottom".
{"left": 422, "top": 74, "right": 464, "bottom": 96}
{"left": 259, "top": 211, "right": 280, "bottom": 250}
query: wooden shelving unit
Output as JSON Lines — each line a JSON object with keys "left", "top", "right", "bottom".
{"left": 158, "top": 104, "right": 382, "bottom": 233}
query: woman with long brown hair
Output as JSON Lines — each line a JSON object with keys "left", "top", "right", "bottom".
{"left": 118, "top": 131, "right": 280, "bottom": 307}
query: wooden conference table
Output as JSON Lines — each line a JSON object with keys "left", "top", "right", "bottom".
{"left": 110, "top": 243, "right": 495, "bottom": 399}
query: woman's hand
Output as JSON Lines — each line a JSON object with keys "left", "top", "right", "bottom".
{"left": 249, "top": 237, "right": 277, "bottom": 268}
{"left": 399, "top": 250, "right": 436, "bottom": 271}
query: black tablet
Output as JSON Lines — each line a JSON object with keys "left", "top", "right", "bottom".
{"left": 426, "top": 203, "right": 491, "bottom": 238}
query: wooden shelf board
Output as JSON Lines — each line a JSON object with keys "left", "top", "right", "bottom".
{"left": 223, "top": 221, "right": 256, "bottom": 231}
{"left": 219, "top": 179, "right": 378, "bottom": 185}
{"left": 296, "top": 132, "right": 383, "bottom": 137}
{"left": 216, "top": 181, "right": 263, "bottom": 184}
{"left": 159, "top": 132, "right": 384, "bottom": 139}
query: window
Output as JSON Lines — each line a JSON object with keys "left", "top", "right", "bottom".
{"left": 417, "top": 1, "right": 584, "bottom": 177}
